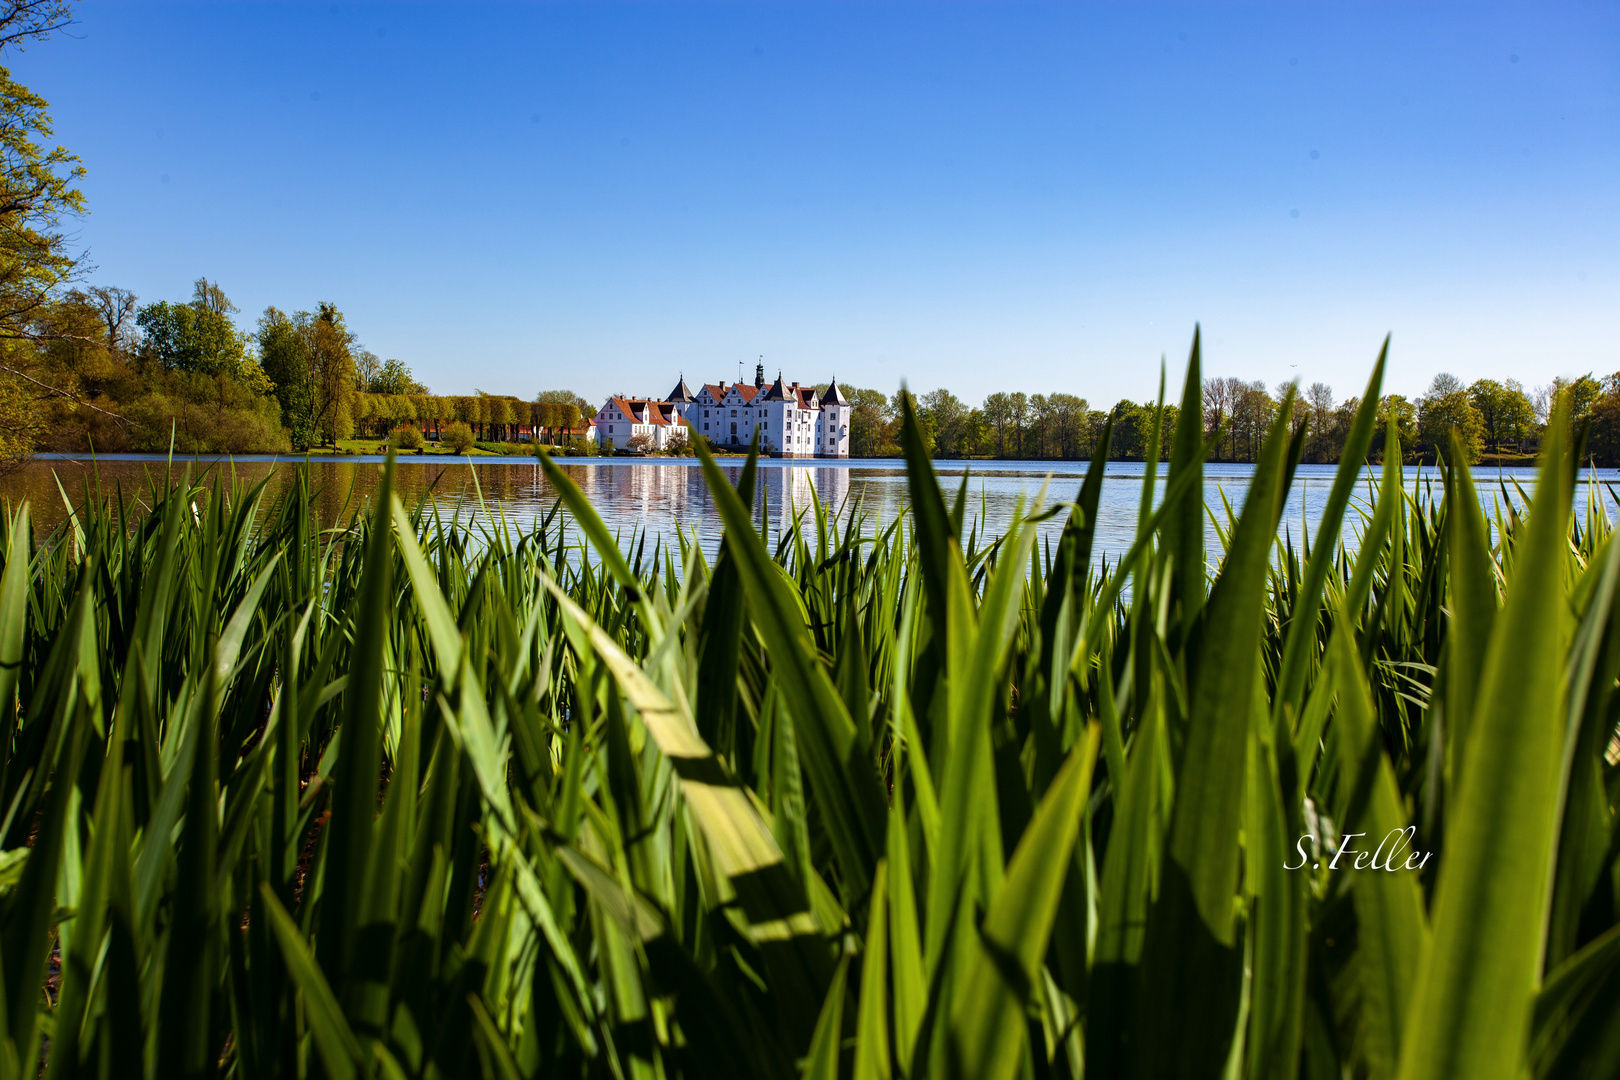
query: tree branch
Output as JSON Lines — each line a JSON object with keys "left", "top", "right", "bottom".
{"left": 0, "top": 361, "right": 131, "bottom": 427}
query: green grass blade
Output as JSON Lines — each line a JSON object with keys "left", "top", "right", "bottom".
{"left": 945, "top": 724, "right": 1100, "bottom": 1080}
{"left": 260, "top": 883, "right": 366, "bottom": 1080}
{"left": 1395, "top": 395, "right": 1576, "bottom": 1080}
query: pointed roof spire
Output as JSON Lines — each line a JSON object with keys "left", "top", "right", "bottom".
{"left": 762, "top": 373, "right": 789, "bottom": 401}
{"left": 819, "top": 377, "right": 848, "bottom": 406}
{"left": 667, "top": 376, "right": 695, "bottom": 402}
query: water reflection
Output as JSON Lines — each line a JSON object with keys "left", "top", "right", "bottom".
{"left": 6, "top": 454, "right": 1604, "bottom": 566}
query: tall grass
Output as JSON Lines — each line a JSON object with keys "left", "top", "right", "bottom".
{"left": 0, "top": 341, "right": 1615, "bottom": 1080}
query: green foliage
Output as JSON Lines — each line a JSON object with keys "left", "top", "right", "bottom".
{"left": 1418, "top": 387, "right": 1486, "bottom": 463}
{"left": 1469, "top": 377, "right": 1536, "bottom": 450}
{"left": 365, "top": 357, "right": 428, "bottom": 396}
{"left": 255, "top": 302, "right": 358, "bottom": 449}
{"left": 442, "top": 419, "right": 474, "bottom": 453}
{"left": 135, "top": 297, "right": 249, "bottom": 380}
{"left": 390, "top": 424, "right": 425, "bottom": 450}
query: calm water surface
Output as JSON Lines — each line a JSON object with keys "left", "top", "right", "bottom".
{"left": 7, "top": 454, "right": 1611, "bottom": 566}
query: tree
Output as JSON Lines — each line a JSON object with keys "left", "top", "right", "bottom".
{"left": 255, "top": 302, "right": 357, "bottom": 448}
{"left": 85, "top": 285, "right": 138, "bottom": 356}
{"left": 1418, "top": 389, "right": 1485, "bottom": 463}
{"left": 891, "top": 389, "right": 935, "bottom": 455}
{"left": 1373, "top": 395, "right": 1418, "bottom": 461}
{"left": 354, "top": 348, "right": 382, "bottom": 393}
{"left": 0, "top": 58, "right": 92, "bottom": 464}
{"left": 1108, "top": 400, "right": 1149, "bottom": 460}
{"left": 536, "top": 388, "right": 593, "bottom": 416}
{"left": 1203, "top": 377, "right": 1234, "bottom": 458}
{"left": 983, "top": 392, "right": 1013, "bottom": 456}
{"left": 628, "top": 431, "right": 654, "bottom": 453}
{"left": 303, "top": 303, "right": 357, "bottom": 445}
{"left": 1553, "top": 374, "right": 1601, "bottom": 420}
{"left": 257, "top": 307, "right": 315, "bottom": 449}
{"left": 920, "top": 388, "right": 969, "bottom": 456}
{"left": 1005, "top": 392, "right": 1027, "bottom": 457}
{"left": 136, "top": 290, "right": 249, "bottom": 380}
{"left": 487, "top": 396, "right": 515, "bottom": 442}
{"left": 1467, "top": 378, "right": 1536, "bottom": 451}
{"left": 366, "top": 357, "right": 427, "bottom": 395}
{"left": 1046, "top": 393, "right": 1088, "bottom": 458}
{"left": 1027, "top": 394, "right": 1054, "bottom": 457}
{"left": 1304, "top": 382, "right": 1336, "bottom": 462}
{"left": 1500, "top": 380, "right": 1535, "bottom": 445}
{"left": 1427, "top": 371, "right": 1465, "bottom": 398}
{"left": 0, "top": 2, "right": 77, "bottom": 53}
{"left": 847, "top": 386, "right": 890, "bottom": 457}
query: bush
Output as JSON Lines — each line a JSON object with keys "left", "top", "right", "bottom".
{"left": 442, "top": 421, "right": 475, "bottom": 454}
{"left": 125, "top": 393, "right": 291, "bottom": 455}
{"left": 391, "top": 424, "right": 425, "bottom": 451}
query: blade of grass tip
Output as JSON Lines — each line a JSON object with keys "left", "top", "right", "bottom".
{"left": 1163, "top": 328, "right": 1206, "bottom": 650}
{"left": 1136, "top": 387, "right": 1298, "bottom": 1079}
{"left": 947, "top": 724, "right": 1101, "bottom": 1080}
{"left": 468, "top": 994, "right": 525, "bottom": 1080}
{"left": 896, "top": 386, "right": 956, "bottom": 637}
{"left": 260, "top": 884, "right": 365, "bottom": 1080}
{"left": 1442, "top": 428, "right": 1498, "bottom": 798}
{"left": 853, "top": 859, "right": 892, "bottom": 1080}
{"left": 1137, "top": 358, "right": 1166, "bottom": 536}
{"left": 803, "top": 952, "right": 852, "bottom": 1080}
{"left": 887, "top": 775, "right": 927, "bottom": 1077}
{"left": 1274, "top": 341, "right": 1387, "bottom": 724}
{"left": 1395, "top": 393, "right": 1575, "bottom": 1080}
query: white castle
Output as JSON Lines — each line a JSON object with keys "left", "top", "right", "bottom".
{"left": 594, "top": 362, "right": 852, "bottom": 458}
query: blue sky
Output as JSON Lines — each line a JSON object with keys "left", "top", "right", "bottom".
{"left": 12, "top": 1, "right": 1617, "bottom": 406}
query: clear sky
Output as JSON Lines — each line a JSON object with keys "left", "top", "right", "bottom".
{"left": 11, "top": 1, "right": 1617, "bottom": 407}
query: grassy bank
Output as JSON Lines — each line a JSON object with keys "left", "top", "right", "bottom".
{"left": 0, "top": 347, "right": 1614, "bottom": 1079}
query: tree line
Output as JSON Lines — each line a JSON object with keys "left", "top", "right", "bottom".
{"left": 835, "top": 369, "right": 1592, "bottom": 464}
{"left": 6, "top": 270, "right": 601, "bottom": 460}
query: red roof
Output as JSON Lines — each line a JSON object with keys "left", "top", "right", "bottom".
{"left": 703, "top": 383, "right": 761, "bottom": 404}
{"left": 605, "top": 397, "right": 676, "bottom": 426}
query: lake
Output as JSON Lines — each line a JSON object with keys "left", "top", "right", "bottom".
{"left": 7, "top": 453, "right": 1608, "bottom": 566}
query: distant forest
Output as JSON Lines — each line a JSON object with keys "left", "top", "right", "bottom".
{"left": 836, "top": 371, "right": 1597, "bottom": 464}
{"left": 9, "top": 279, "right": 1608, "bottom": 467}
